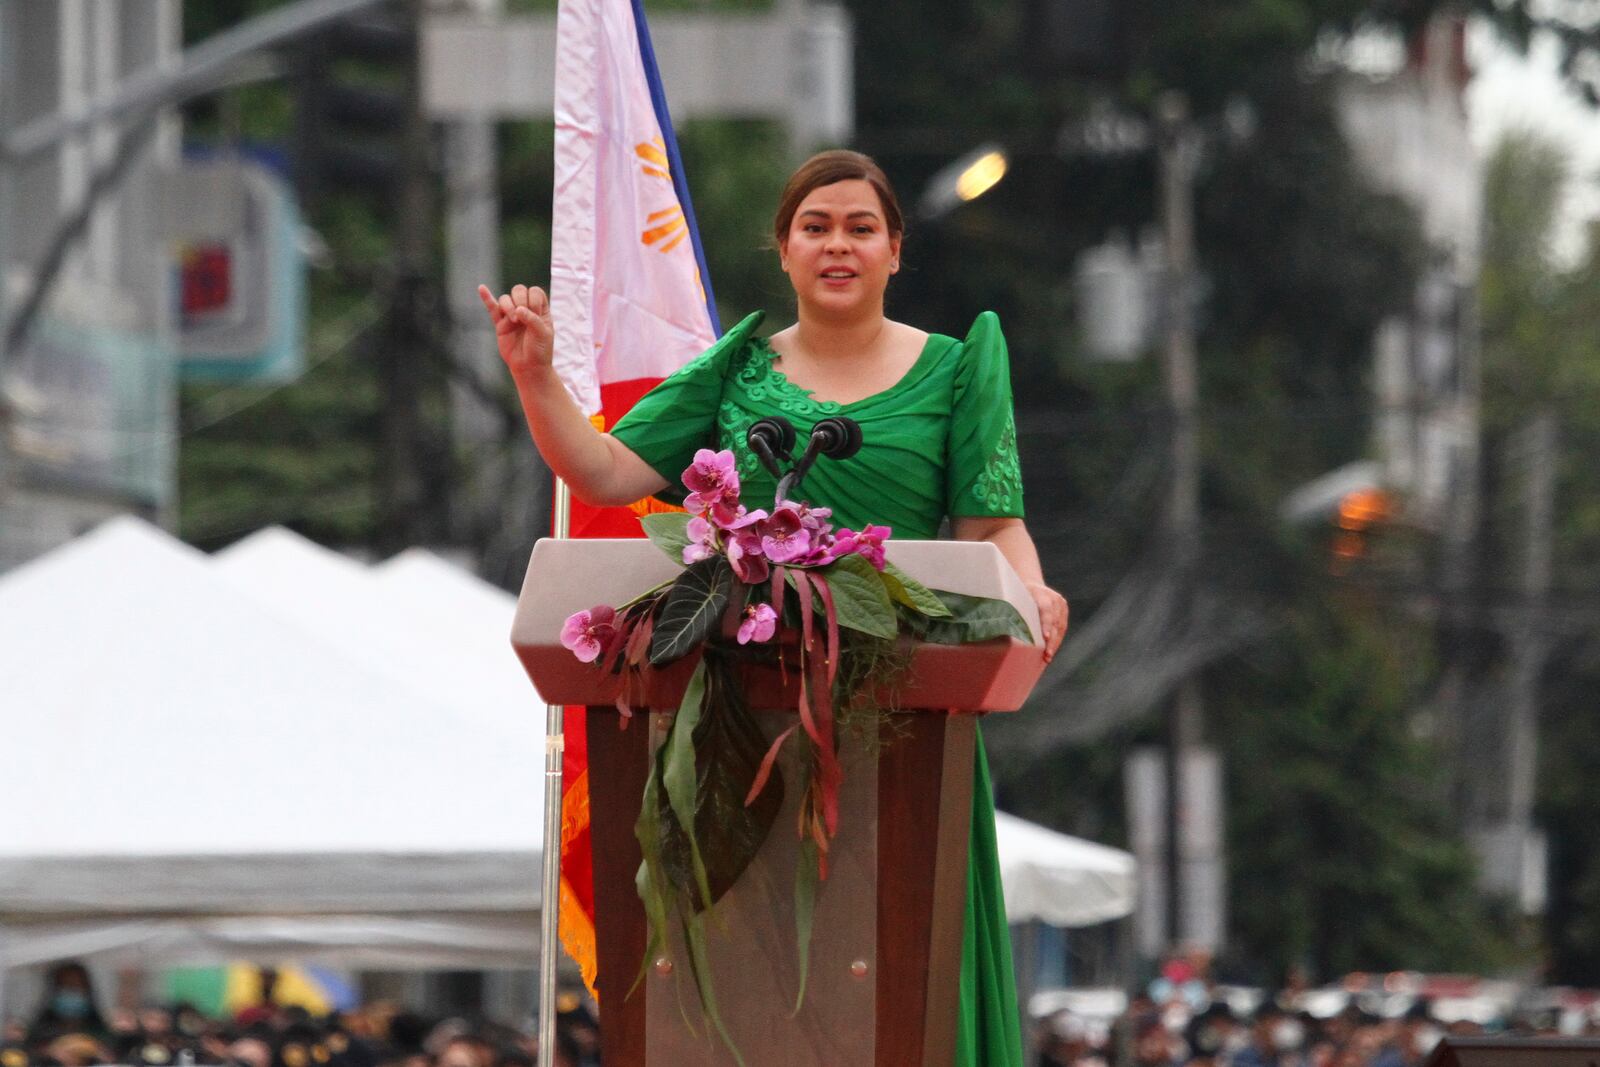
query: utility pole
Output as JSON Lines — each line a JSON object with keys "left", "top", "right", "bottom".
{"left": 1156, "top": 90, "right": 1206, "bottom": 955}
{"left": 442, "top": 63, "right": 502, "bottom": 539}
{"left": 1505, "top": 411, "right": 1556, "bottom": 831}
{"left": 378, "top": 0, "right": 438, "bottom": 553}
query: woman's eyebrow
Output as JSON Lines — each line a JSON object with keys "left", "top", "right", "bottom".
{"left": 798, "top": 208, "right": 882, "bottom": 220}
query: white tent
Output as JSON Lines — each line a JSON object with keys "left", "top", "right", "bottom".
{"left": 993, "top": 813, "right": 1136, "bottom": 928}
{"left": 0, "top": 518, "right": 544, "bottom": 972}
{"left": 216, "top": 527, "right": 1136, "bottom": 930}
{"left": 1, "top": 519, "right": 1131, "bottom": 980}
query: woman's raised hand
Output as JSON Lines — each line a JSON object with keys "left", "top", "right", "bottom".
{"left": 478, "top": 283, "right": 555, "bottom": 379}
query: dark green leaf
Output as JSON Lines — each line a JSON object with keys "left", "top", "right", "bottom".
{"left": 692, "top": 658, "right": 783, "bottom": 904}
{"left": 650, "top": 557, "right": 734, "bottom": 665}
{"left": 640, "top": 512, "right": 695, "bottom": 561}
{"left": 816, "top": 552, "right": 897, "bottom": 638}
{"left": 917, "top": 590, "right": 1034, "bottom": 645}
{"left": 882, "top": 560, "right": 952, "bottom": 617}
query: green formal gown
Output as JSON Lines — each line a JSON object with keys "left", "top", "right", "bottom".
{"left": 611, "top": 310, "right": 1027, "bottom": 1066}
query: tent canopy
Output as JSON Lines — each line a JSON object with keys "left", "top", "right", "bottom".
{"left": 993, "top": 813, "right": 1136, "bottom": 928}
{"left": 1, "top": 520, "right": 1132, "bottom": 971}
{"left": 0, "top": 519, "right": 543, "bottom": 970}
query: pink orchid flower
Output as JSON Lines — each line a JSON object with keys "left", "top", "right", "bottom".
{"left": 760, "top": 506, "right": 812, "bottom": 563}
{"left": 737, "top": 602, "right": 779, "bottom": 645}
{"left": 682, "top": 448, "right": 740, "bottom": 514}
{"left": 834, "top": 524, "right": 891, "bottom": 570}
{"left": 727, "top": 528, "right": 770, "bottom": 584}
{"left": 715, "top": 505, "right": 768, "bottom": 532}
{"left": 560, "top": 604, "right": 618, "bottom": 663}
{"left": 682, "top": 515, "right": 718, "bottom": 565}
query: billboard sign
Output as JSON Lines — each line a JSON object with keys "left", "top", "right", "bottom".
{"left": 166, "top": 158, "right": 306, "bottom": 383}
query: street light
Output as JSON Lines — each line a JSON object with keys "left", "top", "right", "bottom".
{"left": 917, "top": 143, "right": 1010, "bottom": 220}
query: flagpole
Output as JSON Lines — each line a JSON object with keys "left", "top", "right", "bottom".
{"left": 537, "top": 476, "right": 572, "bottom": 1063}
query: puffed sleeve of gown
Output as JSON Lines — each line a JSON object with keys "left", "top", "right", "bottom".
{"left": 945, "top": 310, "right": 1025, "bottom": 519}
{"left": 609, "top": 310, "right": 765, "bottom": 505}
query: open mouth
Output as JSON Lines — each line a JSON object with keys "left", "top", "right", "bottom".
{"left": 820, "top": 269, "right": 857, "bottom": 281}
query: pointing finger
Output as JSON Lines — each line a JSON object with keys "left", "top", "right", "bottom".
{"left": 477, "top": 285, "right": 503, "bottom": 319}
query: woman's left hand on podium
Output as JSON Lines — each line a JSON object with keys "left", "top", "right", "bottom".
{"left": 1026, "top": 580, "right": 1068, "bottom": 663}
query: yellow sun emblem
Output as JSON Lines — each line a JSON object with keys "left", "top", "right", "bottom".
{"left": 635, "top": 137, "right": 672, "bottom": 181}
{"left": 636, "top": 137, "right": 689, "bottom": 254}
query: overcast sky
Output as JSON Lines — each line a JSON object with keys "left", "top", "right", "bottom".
{"left": 1466, "top": 21, "right": 1600, "bottom": 266}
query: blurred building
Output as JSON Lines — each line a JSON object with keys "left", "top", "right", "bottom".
{"left": 1336, "top": 16, "right": 1546, "bottom": 913}
{"left": 1337, "top": 14, "right": 1481, "bottom": 528}
{"left": 0, "top": 1, "right": 184, "bottom": 573}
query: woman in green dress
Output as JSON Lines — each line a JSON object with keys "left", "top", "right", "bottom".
{"left": 480, "top": 149, "right": 1068, "bottom": 1066}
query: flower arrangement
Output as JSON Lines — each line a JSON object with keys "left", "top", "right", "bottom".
{"left": 560, "top": 449, "right": 1030, "bottom": 1057}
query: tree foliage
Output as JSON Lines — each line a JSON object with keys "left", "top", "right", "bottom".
{"left": 1217, "top": 596, "right": 1509, "bottom": 977}
{"left": 1477, "top": 129, "right": 1600, "bottom": 982}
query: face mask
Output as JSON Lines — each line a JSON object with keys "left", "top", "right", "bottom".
{"left": 53, "top": 991, "right": 91, "bottom": 1019}
{"left": 1272, "top": 1019, "right": 1304, "bottom": 1051}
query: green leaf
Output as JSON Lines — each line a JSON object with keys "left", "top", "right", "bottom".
{"left": 640, "top": 512, "right": 694, "bottom": 561}
{"left": 816, "top": 552, "right": 898, "bottom": 639}
{"left": 661, "top": 661, "right": 715, "bottom": 911}
{"left": 881, "top": 560, "right": 952, "bottom": 617}
{"left": 918, "top": 590, "right": 1034, "bottom": 645}
{"left": 650, "top": 557, "right": 734, "bottom": 666}
{"left": 792, "top": 837, "right": 818, "bottom": 1015}
{"left": 631, "top": 738, "right": 676, "bottom": 999}
{"left": 681, "top": 911, "right": 746, "bottom": 1066}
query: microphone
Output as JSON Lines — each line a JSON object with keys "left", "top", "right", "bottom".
{"left": 746, "top": 416, "right": 796, "bottom": 477}
{"left": 807, "top": 416, "right": 863, "bottom": 461}
{"left": 775, "top": 416, "right": 863, "bottom": 501}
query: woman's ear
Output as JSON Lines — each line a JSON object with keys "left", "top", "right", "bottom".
{"left": 889, "top": 233, "right": 902, "bottom": 273}
{"left": 777, "top": 236, "right": 789, "bottom": 273}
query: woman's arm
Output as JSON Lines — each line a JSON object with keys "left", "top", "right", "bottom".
{"left": 951, "top": 515, "right": 1068, "bottom": 661}
{"left": 479, "top": 284, "right": 668, "bottom": 507}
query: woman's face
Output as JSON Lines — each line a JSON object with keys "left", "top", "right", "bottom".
{"left": 779, "top": 179, "right": 900, "bottom": 319}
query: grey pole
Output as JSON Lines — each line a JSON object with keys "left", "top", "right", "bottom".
{"left": 1, "top": 0, "right": 386, "bottom": 164}
{"left": 1156, "top": 90, "right": 1203, "bottom": 956}
{"left": 537, "top": 482, "right": 572, "bottom": 1063}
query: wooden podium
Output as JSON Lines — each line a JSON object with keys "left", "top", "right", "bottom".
{"left": 513, "top": 540, "right": 1046, "bottom": 1066}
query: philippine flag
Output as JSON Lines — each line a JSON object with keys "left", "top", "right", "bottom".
{"left": 547, "top": 0, "right": 720, "bottom": 996}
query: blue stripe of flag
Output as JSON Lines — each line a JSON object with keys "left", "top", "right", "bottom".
{"left": 629, "top": 0, "right": 722, "bottom": 337}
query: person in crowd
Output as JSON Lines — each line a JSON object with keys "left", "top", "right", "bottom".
{"left": 1035, "top": 1011, "right": 1102, "bottom": 1067}
{"left": 1370, "top": 1001, "right": 1441, "bottom": 1067}
{"left": 28, "top": 963, "right": 108, "bottom": 1043}
{"left": 1183, "top": 1002, "right": 1237, "bottom": 1066}
{"left": 1127, "top": 1013, "right": 1181, "bottom": 1066}
{"left": 432, "top": 1033, "right": 491, "bottom": 1067}
{"left": 1234, "top": 1001, "right": 1308, "bottom": 1067}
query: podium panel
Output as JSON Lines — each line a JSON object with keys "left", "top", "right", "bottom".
{"left": 1423, "top": 1037, "right": 1600, "bottom": 1067}
{"left": 643, "top": 711, "right": 878, "bottom": 1065}
{"left": 587, "top": 707, "right": 975, "bottom": 1067}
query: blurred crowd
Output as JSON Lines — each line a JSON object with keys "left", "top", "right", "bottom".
{"left": 2, "top": 965, "right": 597, "bottom": 1067}
{"left": 15, "top": 958, "right": 1600, "bottom": 1067}
{"left": 1031, "top": 953, "right": 1600, "bottom": 1066}
{"left": 1034, "top": 995, "right": 1460, "bottom": 1067}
